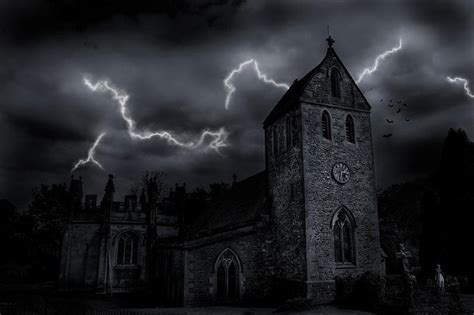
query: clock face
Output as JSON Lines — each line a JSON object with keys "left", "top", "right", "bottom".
{"left": 332, "top": 162, "right": 350, "bottom": 184}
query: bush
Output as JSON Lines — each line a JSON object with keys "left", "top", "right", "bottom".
{"left": 336, "top": 272, "right": 386, "bottom": 312}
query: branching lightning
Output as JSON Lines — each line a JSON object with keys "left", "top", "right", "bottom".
{"left": 71, "top": 132, "right": 106, "bottom": 172}
{"left": 76, "top": 43, "right": 408, "bottom": 171}
{"left": 224, "top": 59, "right": 289, "bottom": 109}
{"left": 84, "top": 77, "right": 228, "bottom": 152}
{"left": 446, "top": 76, "right": 474, "bottom": 98}
{"left": 356, "top": 38, "right": 403, "bottom": 84}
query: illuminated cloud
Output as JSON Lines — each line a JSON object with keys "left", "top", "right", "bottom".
{"left": 356, "top": 38, "right": 403, "bottom": 84}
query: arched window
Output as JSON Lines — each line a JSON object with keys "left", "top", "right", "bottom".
{"left": 330, "top": 68, "right": 341, "bottom": 98}
{"left": 279, "top": 125, "right": 284, "bottom": 152}
{"left": 345, "top": 115, "right": 355, "bottom": 143}
{"left": 273, "top": 126, "right": 279, "bottom": 155}
{"left": 286, "top": 116, "right": 292, "bottom": 149}
{"left": 332, "top": 208, "right": 356, "bottom": 264}
{"left": 116, "top": 232, "right": 139, "bottom": 266}
{"left": 291, "top": 115, "right": 298, "bottom": 145}
{"left": 321, "top": 110, "right": 331, "bottom": 140}
{"left": 215, "top": 249, "right": 240, "bottom": 302}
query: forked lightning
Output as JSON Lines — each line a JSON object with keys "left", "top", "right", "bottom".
{"left": 224, "top": 59, "right": 289, "bottom": 109}
{"left": 71, "top": 132, "right": 106, "bottom": 172}
{"left": 447, "top": 76, "right": 474, "bottom": 98}
{"left": 356, "top": 38, "right": 403, "bottom": 84}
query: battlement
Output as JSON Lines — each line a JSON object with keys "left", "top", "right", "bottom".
{"left": 68, "top": 174, "right": 185, "bottom": 224}
{"left": 80, "top": 194, "right": 145, "bottom": 213}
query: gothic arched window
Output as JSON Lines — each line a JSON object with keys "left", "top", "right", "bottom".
{"left": 345, "top": 115, "right": 355, "bottom": 143}
{"left": 330, "top": 68, "right": 342, "bottom": 98}
{"left": 116, "top": 232, "right": 139, "bottom": 266}
{"left": 291, "top": 115, "right": 298, "bottom": 145}
{"left": 332, "top": 208, "right": 356, "bottom": 264}
{"left": 273, "top": 126, "right": 279, "bottom": 155}
{"left": 321, "top": 110, "right": 332, "bottom": 140}
{"left": 215, "top": 249, "right": 240, "bottom": 302}
{"left": 286, "top": 116, "right": 292, "bottom": 150}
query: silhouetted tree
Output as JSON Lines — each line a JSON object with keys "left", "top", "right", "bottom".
{"left": 142, "top": 171, "right": 166, "bottom": 210}
{"left": 27, "top": 183, "right": 69, "bottom": 280}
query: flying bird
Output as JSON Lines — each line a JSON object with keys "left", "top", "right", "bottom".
{"left": 402, "top": 103, "right": 408, "bottom": 107}
{"left": 380, "top": 98, "right": 383, "bottom": 102}
{"left": 386, "top": 119, "right": 394, "bottom": 123}
{"left": 383, "top": 133, "right": 393, "bottom": 138}
{"left": 396, "top": 108, "right": 401, "bottom": 114}
{"left": 405, "top": 119, "right": 411, "bottom": 122}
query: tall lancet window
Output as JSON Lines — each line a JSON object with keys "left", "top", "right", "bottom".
{"left": 321, "top": 110, "right": 332, "bottom": 140}
{"left": 273, "top": 126, "right": 279, "bottom": 155}
{"left": 332, "top": 208, "right": 356, "bottom": 264}
{"left": 215, "top": 249, "right": 240, "bottom": 302}
{"left": 345, "top": 115, "right": 355, "bottom": 143}
{"left": 330, "top": 68, "right": 342, "bottom": 98}
{"left": 117, "top": 232, "right": 139, "bottom": 266}
{"left": 291, "top": 115, "right": 298, "bottom": 145}
{"left": 286, "top": 116, "right": 292, "bottom": 150}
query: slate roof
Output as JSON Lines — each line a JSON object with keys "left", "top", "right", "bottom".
{"left": 186, "top": 171, "right": 267, "bottom": 239}
{"left": 262, "top": 47, "right": 330, "bottom": 128}
{"left": 263, "top": 63, "right": 322, "bottom": 128}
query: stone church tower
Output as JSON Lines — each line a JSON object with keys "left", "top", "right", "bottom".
{"left": 263, "top": 36, "right": 383, "bottom": 301}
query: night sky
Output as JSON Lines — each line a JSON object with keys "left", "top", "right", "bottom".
{"left": 1, "top": 0, "right": 472, "bottom": 208}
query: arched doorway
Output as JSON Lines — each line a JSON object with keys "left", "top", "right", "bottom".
{"left": 215, "top": 249, "right": 240, "bottom": 303}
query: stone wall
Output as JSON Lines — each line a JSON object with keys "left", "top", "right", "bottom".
{"left": 265, "top": 105, "right": 307, "bottom": 289}
{"left": 60, "top": 215, "right": 179, "bottom": 292}
{"left": 301, "top": 95, "right": 382, "bottom": 302}
{"left": 300, "top": 48, "right": 370, "bottom": 112}
{"left": 59, "top": 223, "right": 102, "bottom": 289}
{"left": 155, "top": 247, "right": 185, "bottom": 305}
{"left": 183, "top": 224, "right": 273, "bottom": 306}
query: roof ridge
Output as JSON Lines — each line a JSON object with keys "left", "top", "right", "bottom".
{"left": 262, "top": 49, "right": 329, "bottom": 127}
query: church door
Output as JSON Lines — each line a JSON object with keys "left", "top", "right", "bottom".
{"left": 215, "top": 251, "right": 240, "bottom": 303}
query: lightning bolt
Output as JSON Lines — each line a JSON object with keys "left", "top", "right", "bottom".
{"left": 71, "top": 132, "right": 106, "bottom": 172}
{"left": 224, "top": 59, "right": 289, "bottom": 109}
{"left": 446, "top": 76, "right": 474, "bottom": 98}
{"left": 84, "top": 77, "right": 228, "bottom": 152}
{"left": 356, "top": 38, "right": 403, "bottom": 84}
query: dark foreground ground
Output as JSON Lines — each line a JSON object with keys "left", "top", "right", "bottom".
{"left": 0, "top": 284, "right": 373, "bottom": 315}
{"left": 1, "top": 284, "right": 473, "bottom": 315}
{"left": 0, "top": 295, "right": 373, "bottom": 315}
{"left": 112, "top": 306, "right": 374, "bottom": 314}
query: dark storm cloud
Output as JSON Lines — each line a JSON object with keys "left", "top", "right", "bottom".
{"left": 0, "top": 0, "right": 247, "bottom": 43}
{"left": 0, "top": 0, "right": 472, "bottom": 207}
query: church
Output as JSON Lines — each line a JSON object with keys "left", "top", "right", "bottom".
{"left": 59, "top": 37, "right": 384, "bottom": 305}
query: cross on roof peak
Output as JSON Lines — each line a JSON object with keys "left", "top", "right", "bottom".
{"left": 326, "top": 35, "right": 335, "bottom": 48}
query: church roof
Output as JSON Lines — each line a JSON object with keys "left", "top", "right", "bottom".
{"left": 263, "top": 62, "right": 323, "bottom": 128}
{"left": 263, "top": 41, "right": 371, "bottom": 128}
{"left": 186, "top": 171, "right": 267, "bottom": 239}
